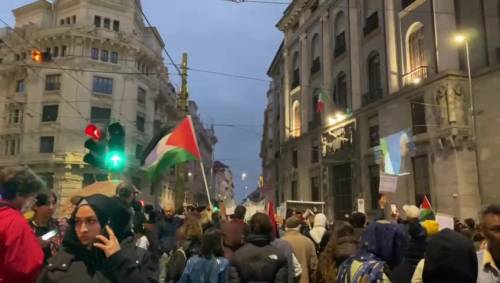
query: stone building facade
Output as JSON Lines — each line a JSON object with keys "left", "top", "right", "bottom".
{"left": 0, "top": 0, "right": 181, "bottom": 205}
{"left": 264, "top": 0, "right": 500, "bottom": 220}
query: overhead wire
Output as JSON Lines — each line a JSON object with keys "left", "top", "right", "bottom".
{"left": 134, "top": 0, "right": 182, "bottom": 76}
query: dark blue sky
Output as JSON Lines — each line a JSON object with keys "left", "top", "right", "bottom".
{"left": 1, "top": 0, "right": 286, "bottom": 200}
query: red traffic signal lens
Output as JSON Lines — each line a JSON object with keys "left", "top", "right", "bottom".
{"left": 85, "top": 124, "right": 102, "bottom": 140}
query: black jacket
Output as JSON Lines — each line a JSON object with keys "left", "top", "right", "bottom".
{"left": 36, "top": 238, "right": 158, "bottom": 283}
{"left": 229, "top": 234, "right": 288, "bottom": 283}
{"left": 36, "top": 195, "right": 159, "bottom": 283}
{"left": 157, "top": 216, "right": 182, "bottom": 253}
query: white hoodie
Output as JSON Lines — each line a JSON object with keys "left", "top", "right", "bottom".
{"left": 309, "top": 213, "right": 327, "bottom": 245}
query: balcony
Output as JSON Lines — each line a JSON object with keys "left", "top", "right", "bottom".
{"left": 402, "top": 0, "right": 416, "bottom": 9}
{"left": 362, "top": 88, "right": 383, "bottom": 106}
{"left": 402, "top": 66, "right": 428, "bottom": 87}
{"left": 310, "top": 57, "right": 321, "bottom": 75}
{"left": 363, "top": 12, "right": 379, "bottom": 36}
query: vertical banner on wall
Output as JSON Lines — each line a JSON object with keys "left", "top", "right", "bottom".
{"left": 379, "top": 130, "right": 414, "bottom": 176}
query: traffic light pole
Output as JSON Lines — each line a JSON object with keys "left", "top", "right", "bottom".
{"left": 174, "top": 53, "right": 189, "bottom": 209}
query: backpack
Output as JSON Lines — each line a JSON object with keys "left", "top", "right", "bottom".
{"left": 337, "top": 254, "right": 391, "bottom": 283}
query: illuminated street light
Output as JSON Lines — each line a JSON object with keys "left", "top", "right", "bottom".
{"left": 241, "top": 172, "right": 247, "bottom": 181}
{"left": 452, "top": 32, "right": 483, "bottom": 196}
{"left": 454, "top": 34, "right": 466, "bottom": 43}
{"left": 187, "top": 172, "right": 193, "bottom": 177}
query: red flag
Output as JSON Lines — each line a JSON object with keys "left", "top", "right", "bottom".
{"left": 268, "top": 200, "right": 278, "bottom": 238}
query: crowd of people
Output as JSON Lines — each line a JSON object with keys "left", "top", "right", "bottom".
{"left": 0, "top": 165, "right": 499, "bottom": 283}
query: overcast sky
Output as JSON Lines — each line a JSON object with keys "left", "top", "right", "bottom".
{"left": 1, "top": 0, "right": 286, "bottom": 201}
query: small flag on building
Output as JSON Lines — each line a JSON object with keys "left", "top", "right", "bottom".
{"left": 144, "top": 116, "right": 201, "bottom": 181}
{"left": 419, "top": 195, "right": 435, "bottom": 221}
{"left": 316, "top": 91, "right": 328, "bottom": 113}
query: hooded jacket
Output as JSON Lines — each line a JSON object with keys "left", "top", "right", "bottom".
{"left": 36, "top": 194, "right": 158, "bottom": 283}
{"left": 422, "top": 229, "right": 477, "bottom": 283}
{"left": 392, "top": 221, "right": 427, "bottom": 283}
{"left": 0, "top": 201, "right": 44, "bottom": 283}
{"left": 308, "top": 214, "right": 330, "bottom": 254}
{"left": 230, "top": 234, "right": 288, "bottom": 283}
{"left": 336, "top": 221, "right": 407, "bottom": 283}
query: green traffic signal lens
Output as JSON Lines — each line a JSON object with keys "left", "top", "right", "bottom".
{"left": 105, "top": 151, "right": 127, "bottom": 171}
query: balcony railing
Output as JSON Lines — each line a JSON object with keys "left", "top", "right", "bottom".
{"left": 402, "top": 66, "right": 428, "bottom": 87}
{"left": 362, "top": 88, "right": 383, "bottom": 106}
{"left": 402, "top": 0, "right": 416, "bottom": 9}
{"left": 310, "top": 57, "right": 321, "bottom": 75}
{"left": 363, "top": 12, "right": 379, "bottom": 36}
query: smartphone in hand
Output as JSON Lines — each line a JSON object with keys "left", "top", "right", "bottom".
{"left": 41, "top": 229, "right": 58, "bottom": 241}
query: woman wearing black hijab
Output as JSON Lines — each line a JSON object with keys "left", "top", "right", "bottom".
{"left": 37, "top": 194, "right": 158, "bottom": 283}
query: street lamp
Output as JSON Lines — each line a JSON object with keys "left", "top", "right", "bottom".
{"left": 454, "top": 33, "right": 483, "bottom": 198}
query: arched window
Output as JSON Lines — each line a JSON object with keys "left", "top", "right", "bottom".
{"left": 407, "top": 23, "right": 425, "bottom": 72}
{"left": 292, "top": 100, "right": 301, "bottom": 137}
{"left": 292, "top": 52, "right": 300, "bottom": 89}
{"left": 334, "top": 11, "right": 347, "bottom": 58}
{"left": 311, "top": 34, "right": 321, "bottom": 74}
{"left": 333, "top": 72, "right": 347, "bottom": 109}
{"left": 367, "top": 51, "right": 381, "bottom": 93}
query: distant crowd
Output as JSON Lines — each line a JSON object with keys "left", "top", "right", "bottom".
{"left": 0, "top": 165, "right": 499, "bottom": 283}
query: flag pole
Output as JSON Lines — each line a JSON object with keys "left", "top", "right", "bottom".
{"left": 199, "top": 159, "right": 213, "bottom": 208}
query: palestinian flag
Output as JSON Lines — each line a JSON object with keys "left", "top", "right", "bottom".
{"left": 316, "top": 91, "right": 328, "bottom": 113}
{"left": 144, "top": 116, "right": 201, "bottom": 181}
{"left": 419, "top": 195, "right": 435, "bottom": 221}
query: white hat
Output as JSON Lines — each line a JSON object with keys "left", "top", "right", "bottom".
{"left": 403, "top": 205, "right": 420, "bottom": 219}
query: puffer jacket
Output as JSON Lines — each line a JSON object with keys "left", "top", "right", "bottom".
{"left": 230, "top": 234, "right": 288, "bottom": 283}
{"left": 36, "top": 237, "right": 158, "bottom": 283}
{"left": 0, "top": 201, "right": 44, "bottom": 283}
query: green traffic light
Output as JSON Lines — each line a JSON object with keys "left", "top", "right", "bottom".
{"left": 105, "top": 151, "right": 127, "bottom": 171}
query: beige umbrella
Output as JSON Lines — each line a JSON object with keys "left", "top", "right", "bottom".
{"left": 73, "top": 180, "right": 123, "bottom": 198}
{"left": 58, "top": 180, "right": 122, "bottom": 218}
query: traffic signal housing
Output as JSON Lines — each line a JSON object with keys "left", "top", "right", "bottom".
{"left": 83, "top": 124, "right": 106, "bottom": 169}
{"left": 106, "top": 122, "right": 126, "bottom": 172}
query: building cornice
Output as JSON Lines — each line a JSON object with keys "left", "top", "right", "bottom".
{"left": 54, "top": 0, "right": 81, "bottom": 10}
{"left": 267, "top": 41, "right": 284, "bottom": 76}
{"left": 277, "top": 0, "right": 308, "bottom": 31}
{"left": 88, "top": 0, "right": 128, "bottom": 13}
{"left": 13, "top": 0, "right": 52, "bottom": 17}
